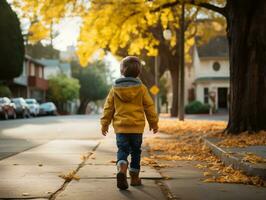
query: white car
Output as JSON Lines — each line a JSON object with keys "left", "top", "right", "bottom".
{"left": 39, "top": 102, "right": 57, "bottom": 116}
{"left": 25, "top": 99, "right": 40, "bottom": 116}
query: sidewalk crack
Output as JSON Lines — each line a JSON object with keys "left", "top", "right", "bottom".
{"left": 49, "top": 141, "right": 101, "bottom": 200}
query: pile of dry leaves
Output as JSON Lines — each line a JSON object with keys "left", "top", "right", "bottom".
{"left": 218, "top": 131, "right": 266, "bottom": 147}
{"left": 158, "top": 119, "right": 226, "bottom": 136}
{"left": 143, "top": 119, "right": 265, "bottom": 186}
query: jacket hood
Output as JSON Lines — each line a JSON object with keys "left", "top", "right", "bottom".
{"left": 113, "top": 77, "right": 142, "bottom": 102}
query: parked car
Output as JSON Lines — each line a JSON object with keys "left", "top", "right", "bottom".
{"left": 0, "top": 97, "right": 16, "bottom": 120}
{"left": 11, "top": 98, "right": 30, "bottom": 118}
{"left": 39, "top": 102, "right": 57, "bottom": 116}
{"left": 25, "top": 98, "right": 40, "bottom": 116}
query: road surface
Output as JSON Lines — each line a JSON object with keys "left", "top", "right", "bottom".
{"left": 0, "top": 115, "right": 265, "bottom": 200}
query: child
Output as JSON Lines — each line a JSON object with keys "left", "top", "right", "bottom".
{"left": 100, "top": 56, "right": 158, "bottom": 190}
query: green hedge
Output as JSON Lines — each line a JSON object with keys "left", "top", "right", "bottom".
{"left": 185, "top": 101, "right": 210, "bottom": 114}
{"left": 0, "top": 85, "right": 12, "bottom": 97}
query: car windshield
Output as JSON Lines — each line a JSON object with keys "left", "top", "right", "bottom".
{"left": 11, "top": 99, "right": 20, "bottom": 104}
{"left": 40, "top": 103, "right": 54, "bottom": 109}
{"left": 26, "top": 100, "right": 35, "bottom": 104}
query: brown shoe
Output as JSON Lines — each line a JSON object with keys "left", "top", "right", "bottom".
{"left": 129, "top": 171, "right": 142, "bottom": 186}
{"left": 117, "top": 163, "right": 128, "bottom": 190}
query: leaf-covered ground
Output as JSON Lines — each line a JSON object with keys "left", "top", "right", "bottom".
{"left": 143, "top": 119, "right": 266, "bottom": 186}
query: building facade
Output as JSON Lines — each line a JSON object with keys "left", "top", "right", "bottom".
{"left": 185, "top": 36, "right": 229, "bottom": 110}
{"left": 38, "top": 59, "right": 72, "bottom": 79}
{"left": 9, "top": 55, "right": 48, "bottom": 102}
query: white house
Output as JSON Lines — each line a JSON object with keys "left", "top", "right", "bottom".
{"left": 185, "top": 36, "right": 229, "bottom": 110}
{"left": 38, "top": 59, "right": 72, "bottom": 79}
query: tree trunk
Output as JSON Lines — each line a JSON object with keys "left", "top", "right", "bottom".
{"left": 226, "top": 0, "right": 266, "bottom": 133}
{"left": 169, "top": 67, "right": 179, "bottom": 117}
{"left": 78, "top": 98, "right": 89, "bottom": 114}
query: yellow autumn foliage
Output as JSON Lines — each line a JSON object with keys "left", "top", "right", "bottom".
{"left": 13, "top": 0, "right": 226, "bottom": 66}
{"left": 28, "top": 22, "right": 50, "bottom": 43}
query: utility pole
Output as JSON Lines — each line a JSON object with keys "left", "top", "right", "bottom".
{"left": 155, "top": 56, "right": 160, "bottom": 113}
{"left": 50, "top": 21, "right": 54, "bottom": 48}
{"left": 178, "top": 2, "right": 185, "bottom": 121}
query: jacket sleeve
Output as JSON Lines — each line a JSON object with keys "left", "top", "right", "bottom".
{"left": 142, "top": 85, "right": 159, "bottom": 130}
{"left": 100, "top": 88, "right": 115, "bottom": 131}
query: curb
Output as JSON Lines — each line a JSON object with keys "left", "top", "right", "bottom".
{"left": 203, "top": 137, "right": 266, "bottom": 180}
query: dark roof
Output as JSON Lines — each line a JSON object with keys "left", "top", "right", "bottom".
{"left": 197, "top": 36, "right": 229, "bottom": 58}
{"left": 25, "top": 55, "right": 45, "bottom": 66}
{"left": 195, "top": 77, "right": 229, "bottom": 82}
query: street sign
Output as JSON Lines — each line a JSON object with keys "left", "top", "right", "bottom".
{"left": 150, "top": 85, "right": 160, "bottom": 95}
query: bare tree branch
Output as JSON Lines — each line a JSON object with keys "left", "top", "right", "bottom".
{"left": 152, "top": 0, "right": 227, "bottom": 17}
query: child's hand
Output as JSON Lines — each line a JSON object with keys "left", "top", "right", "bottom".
{"left": 153, "top": 128, "right": 158, "bottom": 134}
{"left": 150, "top": 126, "right": 158, "bottom": 134}
{"left": 102, "top": 130, "right": 108, "bottom": 136}
{"left": 101, "top": 127, "right": 108, "bottom": 136}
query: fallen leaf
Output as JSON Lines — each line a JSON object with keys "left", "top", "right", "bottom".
{"left": 242, "top": 153, "right": 266, "bottom": 164}
{"left": 195, "top": 164, "right": 207, "bottom": 169}
{"left": 59, "top": 170, "right": 80, "bottom": 181}
{"left": 203, "top": 172, "right": 212, "bottom": 176}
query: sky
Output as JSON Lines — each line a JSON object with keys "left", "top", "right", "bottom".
{"left": 53, "top": 18, "right": 81, "bottom": 51}
{"left": 52, "top": 18, "right": 121, "bottom": 79}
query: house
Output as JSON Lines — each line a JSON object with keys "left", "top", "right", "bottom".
{"left": 38, "top": 59, "right": 72, "bottom": 79}
{"left": 9, "top": 55, "right": 48, "bottom": 102}
{"left": 185, "top": 36, "right": 229, "bottom": 110}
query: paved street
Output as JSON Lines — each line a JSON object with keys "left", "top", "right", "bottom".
{"left": 0, "top": 115, "right": 265, "bottom": 200}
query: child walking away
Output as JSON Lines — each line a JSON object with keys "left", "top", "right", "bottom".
{"left": 100, "top": 56, "right": 158, "bottom": 190}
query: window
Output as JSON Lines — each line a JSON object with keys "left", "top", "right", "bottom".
{"left": 213, "top": 62, "right": 221, "bottom": 71}
{"left": 204, "top": 88, "right": 209, "bottom": 104}
{"left": 39, "top": 67, "right": 43, "bottom": 78}
{"left": 30, "top": 63, "right": 35, "bottom": 76}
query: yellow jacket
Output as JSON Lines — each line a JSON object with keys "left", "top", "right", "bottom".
{"left": 101, "top": 77, "right": 158, "bottom": 134}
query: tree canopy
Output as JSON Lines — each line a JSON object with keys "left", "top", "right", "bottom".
{"left": 26, "top": 42, "right": 60, "bottom": 59}
{"left": 71, "top": 60, "right": 111, "bottom": 113}
{"left": 47, "top": 74, "right": 80, "bottom": 105}
{"left": 12, "top": 0, "right": 225, "bottom": 65}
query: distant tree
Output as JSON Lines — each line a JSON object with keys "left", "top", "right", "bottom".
{"left": 71, "top": 60, "right": 111, "bottom": 114}
{"left": 47, "top": 75, "right": 80, "bottom": 112}
{"left": 26, "top": 42, "right": 59, "bottom": 59}
{"left": 0, "top": 0, "right": 24, "bottom": 80}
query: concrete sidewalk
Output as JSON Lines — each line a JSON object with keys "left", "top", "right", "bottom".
{"left": 1, "top": 128, "right": 266, "bottom": 200}
{"left": 56, "top": 136, "right": 164, "bottom": 200}
{"left": 0, "top": 133, "right": 165, "bottom": 200}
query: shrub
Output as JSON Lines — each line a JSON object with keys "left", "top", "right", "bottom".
{"left": 185, "top": 101, "right": 210, "bottom": 114}
{"left": 0, "top": 85, "right": 12, "bottom": 97}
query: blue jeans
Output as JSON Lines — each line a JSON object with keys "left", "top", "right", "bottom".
{"left": 116, "top": 134, "right": 143, "bottom": 172}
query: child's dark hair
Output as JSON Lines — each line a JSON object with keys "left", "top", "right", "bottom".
{"left": 120, "top": 56, "right": 141, "bottom": 78}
